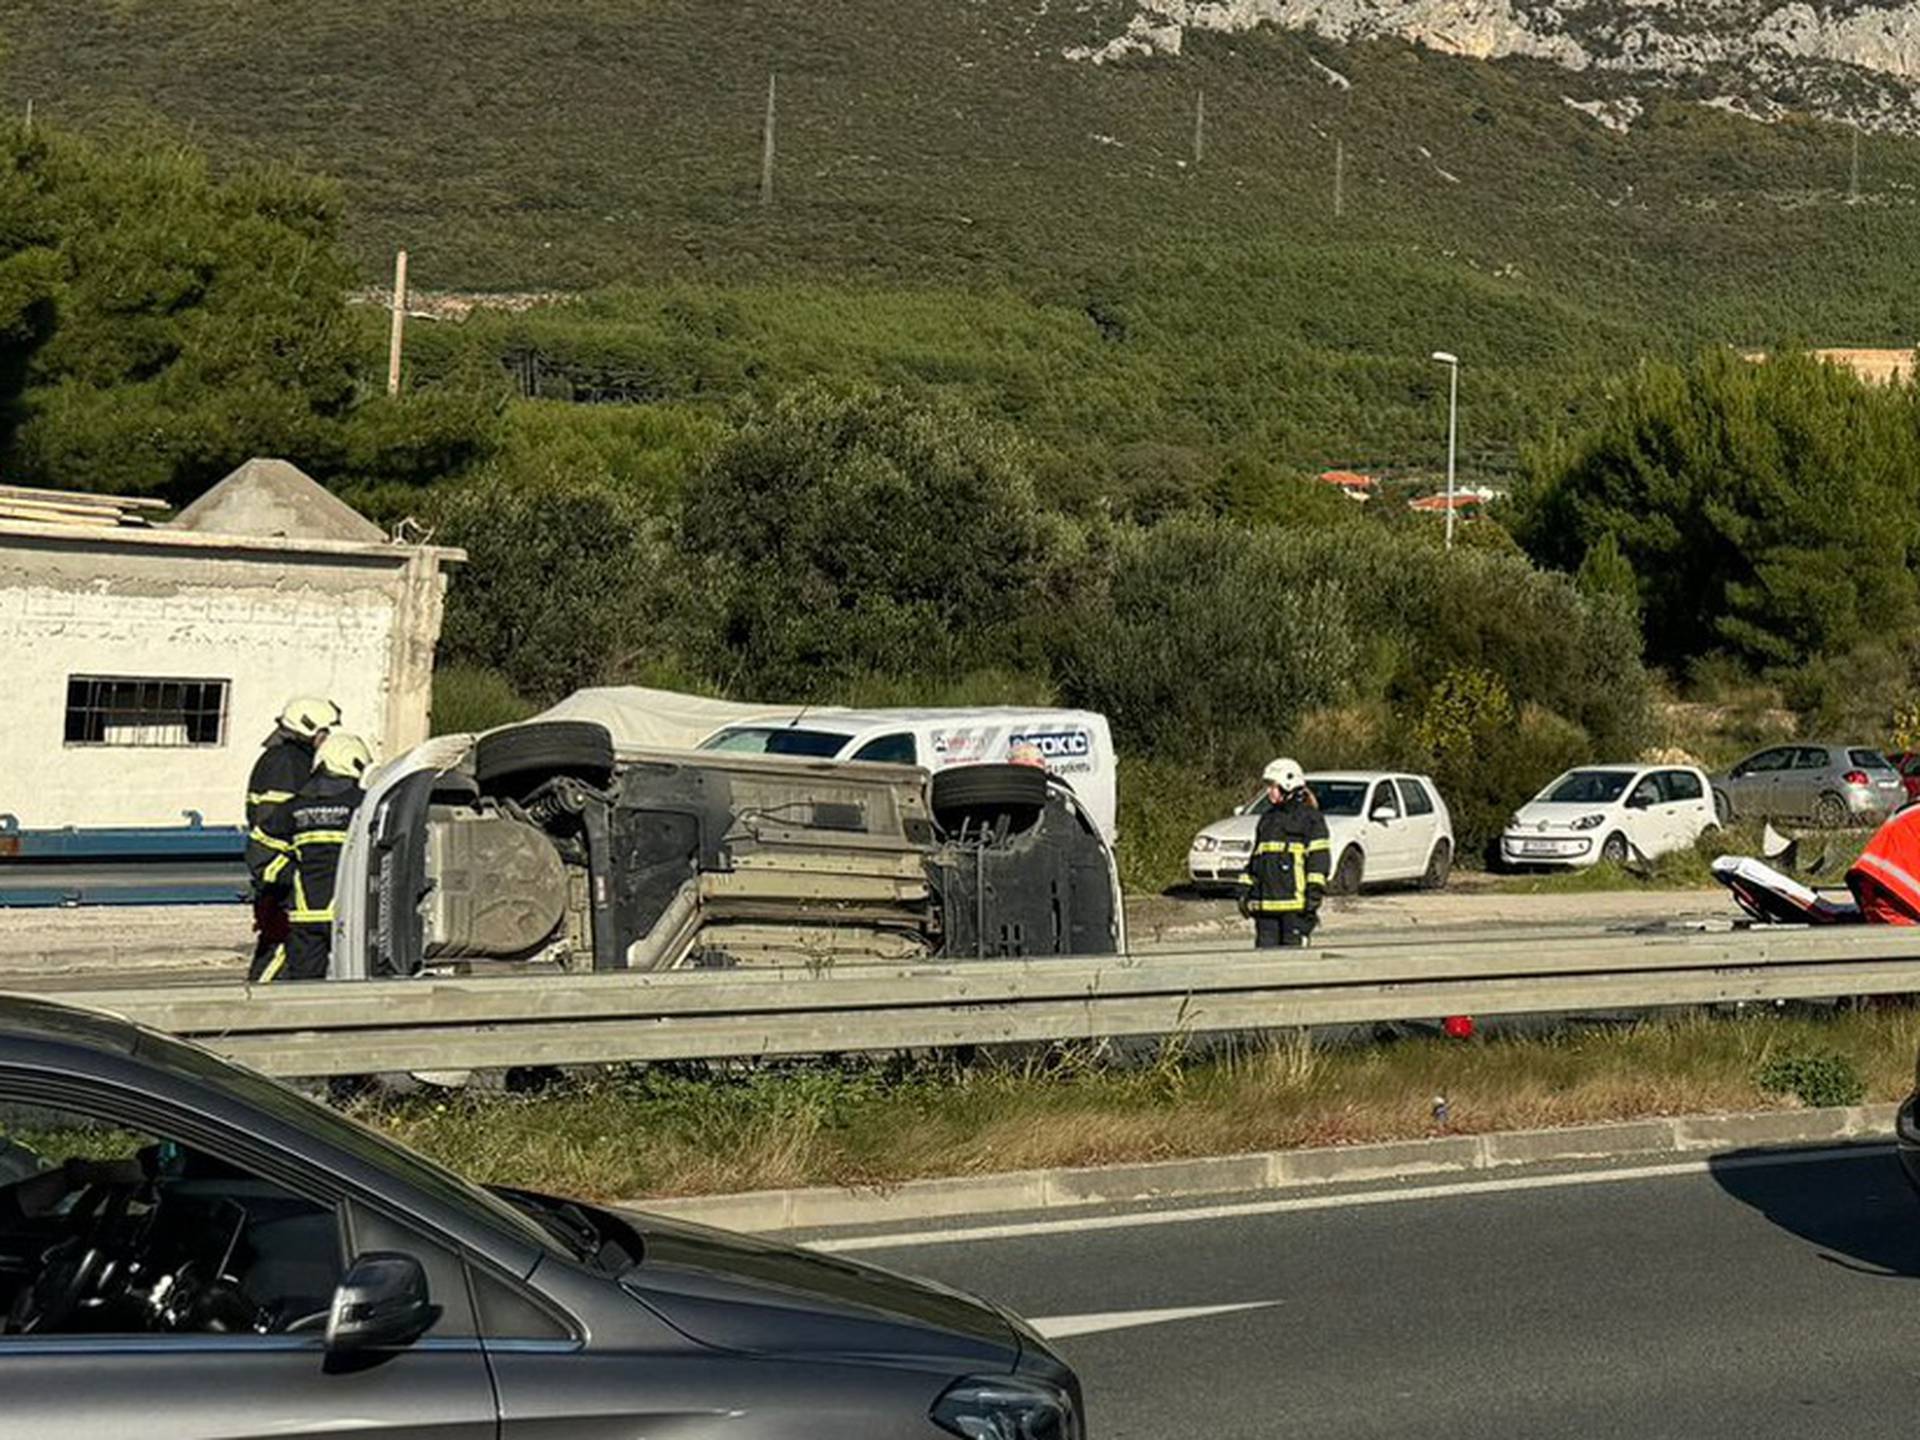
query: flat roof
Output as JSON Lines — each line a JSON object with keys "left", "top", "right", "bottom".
{"left": 0, "top": 514, "right": 463, "bottom": 565}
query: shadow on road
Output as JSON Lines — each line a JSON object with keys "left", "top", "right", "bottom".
{"left": 1708, "top": 1146, "right": 1920, "bottom": 1278}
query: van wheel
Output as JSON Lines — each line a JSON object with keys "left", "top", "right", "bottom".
{"left": 1600, "top": 831, "right": 1629, "bottom": 865}
{"left": 1420, "top": 840, "right": 1452, "bottom": 891}
{"left": 1330, "top": 846, "right": 1365, "bottom": 896}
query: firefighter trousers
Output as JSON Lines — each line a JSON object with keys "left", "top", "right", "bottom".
{"left": 1254, "top": 913, "right": 1316, "bottom": 949}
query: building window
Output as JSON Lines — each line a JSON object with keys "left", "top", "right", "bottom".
{"left": 64, "top": 676, "right": 230, "bottom": 748}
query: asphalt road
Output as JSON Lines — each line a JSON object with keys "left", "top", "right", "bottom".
{"left": 834, "top": 1148, "right": 1920, "bottom": 1438}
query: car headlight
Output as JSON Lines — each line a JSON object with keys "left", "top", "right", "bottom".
{"left": 932, "top": 1375, "right": 1079, "bottom": 1440}
{"left": 1571, "top": 813, "right": 1606, "bottom": 831}
{"left": 1193, "top": 835, "right": 1218, "bottom": 853}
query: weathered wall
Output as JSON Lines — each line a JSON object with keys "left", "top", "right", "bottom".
{"left": 0, "top": 535, "right": 448, "bottom": 829}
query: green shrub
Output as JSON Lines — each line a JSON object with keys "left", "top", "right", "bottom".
{"left": 1516, "top": 349, "right": 1920, "bottom": 670}
{"left": 680, "top": 383, "right": 1068, "bottom": 699}
{"left": 1050, "top": 515, "right": 1361, "bottom": 772}
{"left": 431, "top": 462, "right": 680, "bottom": 702}
{"left": 1114, "top": 757, "right": 1251, "bottom": 894}
{"left": 430, "top": 664, "right": 537, "bottom": 736}
{"left": 1756, "top": 1048, "right": 1867, "bottom": 1108}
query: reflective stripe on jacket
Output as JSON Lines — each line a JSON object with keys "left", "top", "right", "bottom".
{"left": 257, "top": 774, "right": 364, "bottom": 927}
{"left": 245, "top": 735, "right": 315, "bottom": 879}
{"left": 1238, "top": 793, "right": 1331, "bottom": 914}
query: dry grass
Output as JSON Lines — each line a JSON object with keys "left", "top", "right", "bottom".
{"left": 347, "top": 1005, "right": 1920, "bottom": 1202}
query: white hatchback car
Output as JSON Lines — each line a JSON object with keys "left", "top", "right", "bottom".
{"left": 1501, "top": 764, "right": 1716, "bottom": 869}
{"left": 1187, "top": 772, "right": 1456, "bottom": 895}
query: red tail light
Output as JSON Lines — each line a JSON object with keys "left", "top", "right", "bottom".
{"left": 1844, "top": 770, "right": 1870, "bottom": 786}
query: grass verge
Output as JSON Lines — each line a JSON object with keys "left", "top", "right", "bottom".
{"left": 347, "top": 1005, "right": 1920, "bottom": 1202}
{"left": 1493, "top": 823, "right": 1872, "bottom": 894}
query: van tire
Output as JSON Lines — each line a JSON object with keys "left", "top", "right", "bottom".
{"left": 474, "top": 721, "right": 615, "bottom": 798}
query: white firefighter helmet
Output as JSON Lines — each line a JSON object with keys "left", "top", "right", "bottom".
{"left": 314, "top": 731, "right": 374, "bottom": 780}
{"left": 1262, "top": 757, "right": 1306, "bottom": 792}
{"left": 278, "top": 696, "right": 341, "bottom": 740}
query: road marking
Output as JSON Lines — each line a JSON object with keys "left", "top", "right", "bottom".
{"left": 1028, "top": 1301, "right": 1280, "bottom": 1339}
{"left": 811, "top": 1144, "right": 1891, "bottom": 1253}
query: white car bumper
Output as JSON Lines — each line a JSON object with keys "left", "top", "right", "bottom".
{"left": 1500, "top": 833, "right": 1595, "bottom": 867}
{"left": 1188, "top": 846, "right": 1253, "bottom": 885}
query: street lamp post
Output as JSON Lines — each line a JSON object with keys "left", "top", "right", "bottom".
{"left": 1431, "top": 351, "right": 1459, "bottom": 551}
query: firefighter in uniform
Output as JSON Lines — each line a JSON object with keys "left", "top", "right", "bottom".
{"left": 1238, "top": 757, "right": 1331, "bottom": 948}
{"left": 244, "top": 697, "right": 341, "bottom": 981}
{"left": 255, "top": 731, "right": 372, "bottom": 982}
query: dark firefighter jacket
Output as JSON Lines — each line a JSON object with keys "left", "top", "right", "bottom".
{"left": 256, "top": 773, "right": 365, "bottom": 927}
{"left": 1238, "top": 792, "right": 1332, "bottom": 914}
{"left": 245, "top": 735, "right": 316, "bottom": 880}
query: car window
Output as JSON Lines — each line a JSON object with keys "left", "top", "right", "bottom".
{"left": 1738, "top": 748, "right": 1792, "bottom": 775}
{"left": 1397, "top": 778, "right": 1435, "bottom": 816}
{"left": 1305, "top": 780, "right": 1368, "bottom": 816}
{"left": 850, "top": 732, "right": 916, "bottom": 765}
{"left": 1542, "top": 770, "right": 1633, "bottom": 804}
{"left": 1795, "top": 747, "right": 1830, "bottom": 770}
{"left": 1658, "top": 769, "right": 1704, "bottom": 802}
{"left": 0, "top": 1098, "right": 342, "bottom": 1338}
{"left": 1370, "top": 781, "right": 1401, "bottom": 819}
{"left": 1849, "top": 749, "right": 1896, "bottom": 772}
{"left": 700, "top": 726, "right": 854, "bottom": 757}
{"left": 1628, "top": 774, "right": 1661, "bottom": 807}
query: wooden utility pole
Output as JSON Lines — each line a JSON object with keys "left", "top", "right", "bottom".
{"left": 760, "top": 72, "right": 777, "bottom": 206}
{"left": 386, "top": 249, "right": 408, "bottom": 397}
{"left": 1334, "top": 138, "right": 1345, "bottom": 219}
{"left": 1849, "top": 126, "right": 1861, "bottom": 203}
{"left": 1193, "top": 89, "right": 1206, "bottom": 167}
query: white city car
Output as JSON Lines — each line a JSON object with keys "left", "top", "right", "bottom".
{"left": 1187, "top": 772, "right": 1456, "bottom": 895}
{"left": 1501, "top": 764, "right": 1716, "bottom": 869}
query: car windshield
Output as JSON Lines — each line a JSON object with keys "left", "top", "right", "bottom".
{"left": 1540, "top": 770, "right": 1634, "bottom": 804}
{"left": 1850, "top": 749, "right": 1896, "bottom": 772}
{"left": 1307, "top": 780, "right": 1369, "bottom": 816}
{"left": 700, "top": 726, "right": 854, "bottom": 758}
{"left": 135, "top": 1029, "right": 570, "bottom": 1259}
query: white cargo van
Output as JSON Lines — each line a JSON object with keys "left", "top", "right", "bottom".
{"left": 698, "top": 708, "right": 1119, "bottom": 843}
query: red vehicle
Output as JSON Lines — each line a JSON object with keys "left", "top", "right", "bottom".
{"left": 1892, "top": 750, "right": 1920, "bottom": 802}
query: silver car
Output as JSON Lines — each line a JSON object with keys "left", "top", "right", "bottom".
{"left": 1711, "top": 743, "right": 1904, "bottom": 827}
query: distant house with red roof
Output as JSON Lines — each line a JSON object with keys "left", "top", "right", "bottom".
{"left": 1317, "top": 470, "right": 1377, "bottom": 502}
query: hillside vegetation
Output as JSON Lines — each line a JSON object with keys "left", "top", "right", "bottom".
{"left": 8, "top": 0, "right": 1920, "bottom": 482}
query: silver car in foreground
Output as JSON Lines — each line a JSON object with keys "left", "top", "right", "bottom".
{"left": 1710, "top": 743, "right": 1904, "bottom": 827}
{"left": 0, "top": 996, "right": 1084, "bottom": 1440}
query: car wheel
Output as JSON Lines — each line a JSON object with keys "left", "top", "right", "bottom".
{"left": 1600, "top": 831, "right": 1629, "bottom": 865}
{"left": 1814, "top": 791, "right": 1849, "bottom": 829}
{"left": 1331, "top": 846, "right": 1365, "bottom": 896}
{"left": 1713, "top": 788, "right": 1732, "bottom": 825}
{"left": 1420, "top": 840, "right": 1453, "bottom": 891}
{"left": 930, "top": 763, "right": 1050, "bottom": 836}
{"left": 474, "top": 721, "right": 615, "bottom": 799}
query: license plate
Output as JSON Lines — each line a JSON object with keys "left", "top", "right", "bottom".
{"left": 1515, "top": 839, "right": 1562, "bottom": 856}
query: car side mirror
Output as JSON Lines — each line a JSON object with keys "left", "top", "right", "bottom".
{"left": 326, "top": 1252, "right": 437, "bottom": 1354}
{"left": 1626, "top": 795, "right": 1650, "bottom": 810}
{"left": 1370, "top": 806, "right": 1396, "bottom": 823}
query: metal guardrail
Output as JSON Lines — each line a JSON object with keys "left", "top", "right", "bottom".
{"left": 18, "top": 925, "right": 1920, "bottom": 1078}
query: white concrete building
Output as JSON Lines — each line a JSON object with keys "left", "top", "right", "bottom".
{"left": 0, "top": 460, "right": 463, "bottom": 830}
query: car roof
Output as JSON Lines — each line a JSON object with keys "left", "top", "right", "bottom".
{"left": 713, "top": 708, "right": 1101, "bottom": 732}
{"left": 0, "top": 995, "right": 140, "bottom": 1057}
{"left": 1304, "top": 771, "right": 1427, "bottom": 784}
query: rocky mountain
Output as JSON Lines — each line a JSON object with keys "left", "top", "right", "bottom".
{"left": 1067, "top": 0, "right": 1920, "bottom": 132}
